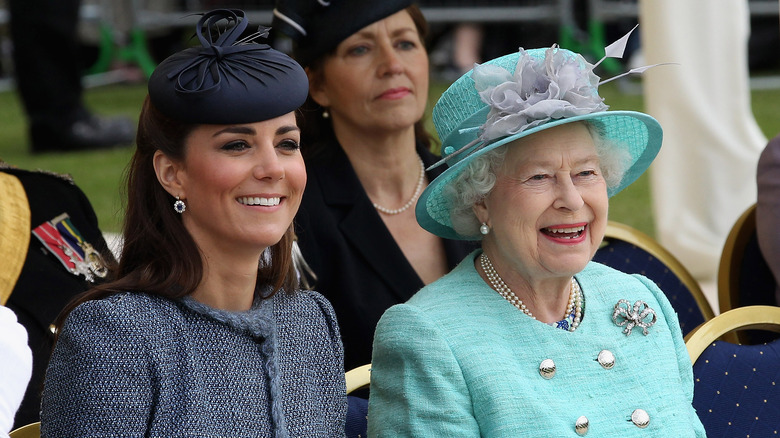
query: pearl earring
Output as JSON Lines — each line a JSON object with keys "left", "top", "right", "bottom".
{"left": 480, "top": 222, "right": 490, "bottom": 235}
{"left": 322, "top": 109, "right": 330, "bottom": 119}
{"left": 174, "top": 196, "right": 186, "bottom": 214}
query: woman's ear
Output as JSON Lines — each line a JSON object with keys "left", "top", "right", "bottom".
{"left": 473, "top": 198, "right": 489, "bottom": 227}
{"left": 153, "top": 150, "right": 185, "bottom": 198}
{"left": 306, "top": 66, "right": 330, "bottom": 108}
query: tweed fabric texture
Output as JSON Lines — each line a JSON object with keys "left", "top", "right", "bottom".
{"left": 369, "top": 251, "right": 706, "bottom": 437}
{"left": 41, "top": 289, "right": 347, "bottom": 437}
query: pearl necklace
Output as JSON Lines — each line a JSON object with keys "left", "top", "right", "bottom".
{"left": 372, "top": 156, "right": 425, "bottom": 215}
{"left": 479, "top": 253, "right": 582, "bottom": 331}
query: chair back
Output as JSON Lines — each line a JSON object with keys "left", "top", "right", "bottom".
{"left": 8, "top": 421, "right": 40, "bottom": 438}
{"left": 717, "top": 203, "right": 777, "bottom": 344}
{"left": 345, "top": 363, "right": 371, "bottom": 394}
{"left": 718, "top": 204, "right": 776, "bottom": 306}
{"left": 344, "top": 364, "right": 371, "bottom": 438}
{"left": 684, "top": 306, "right": 780, "bottom": 437}
{"left": 593, "top": 221, "right": 714, "bottom": 336}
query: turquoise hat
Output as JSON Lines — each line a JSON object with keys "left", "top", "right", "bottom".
{"left": 416, "top": 46, "right": 663, "bottom": 241}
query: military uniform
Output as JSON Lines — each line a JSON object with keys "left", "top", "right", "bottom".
{"left": 0, "top": 165, "right": 114, "bottom": 428}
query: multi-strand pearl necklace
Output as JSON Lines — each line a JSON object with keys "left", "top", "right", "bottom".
{"left": 372, "top": 155, "right": 425, "bottom": 215}
{"left": 479, "top": 253, "right": 582, "bottom": 332}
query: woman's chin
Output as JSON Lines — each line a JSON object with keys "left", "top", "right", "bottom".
{"left": 544, "top": 256, "right": 591, "bottom": 277}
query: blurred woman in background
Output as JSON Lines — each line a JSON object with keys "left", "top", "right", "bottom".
{"left": 273, "top": 0, "right": 475, "bottom": 371}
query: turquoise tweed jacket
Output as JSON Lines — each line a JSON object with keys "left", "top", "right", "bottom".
{"left": 368, "top": 251, "right": 706, "bottom": 437}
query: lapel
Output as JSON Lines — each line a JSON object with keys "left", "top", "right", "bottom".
{"left": 312, "top": 146, "right": 424, "bottom": 302}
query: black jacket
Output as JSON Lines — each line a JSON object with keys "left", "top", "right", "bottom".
{"left": 294, "top": 144, "right": 475, "bottom": 371}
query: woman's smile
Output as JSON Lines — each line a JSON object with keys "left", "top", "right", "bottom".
{"left": 236, "top": 196, "right": 284, "bottom": 207}
{"left": 541, "top": 223, "right": 588, "bottom": 244}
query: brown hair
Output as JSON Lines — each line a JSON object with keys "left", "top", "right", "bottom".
{"left": 56, "top": 97, "right": 299, "bottom": 329}
{"left": 299, "top": 5, "right": 434, "bottom": 160}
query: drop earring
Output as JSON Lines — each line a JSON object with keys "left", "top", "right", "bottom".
{"left": 322, "top": 108, "right": 330, "bottom": 119}
{"left": 480, "top": 222, "right": 490, "bottom": 235}
{"left": 174, "top": 196, "right": 186, "bottom": 214}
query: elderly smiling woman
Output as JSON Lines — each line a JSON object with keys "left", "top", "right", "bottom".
{"left": 367, "top": 43, "right": 706, "bottom": 436}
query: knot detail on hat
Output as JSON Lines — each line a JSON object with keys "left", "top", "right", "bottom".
{"left": 149, "top": 8, "right": 309, "bottom": 124}
{"left": 164, "top": 9, "right": 276, "bottom": 97}
{"left": 211, "top": 45, "right": 224, "bottom": 60}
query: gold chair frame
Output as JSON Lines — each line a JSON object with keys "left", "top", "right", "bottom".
{"left": 603, "top": 221, "right": 716, "bottom": 321}
{"left": 717, "top": 203, "right": 757, "bottom": 314}
{"left": 8, "top": 421, "right": 40, "bottom": 438}
{"left": 345, "top": 363, "right": 371, "bottom": 395}
{"left": 684, "top": 305, "right": 780, "bottom": 363}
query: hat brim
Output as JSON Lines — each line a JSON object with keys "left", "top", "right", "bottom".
{"left": 415, "top": 110, "right": 662, "bottom": 241}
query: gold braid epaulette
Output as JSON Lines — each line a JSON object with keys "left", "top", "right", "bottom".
{"left": 0, "top": 171, "right": 31, "bottom": 305}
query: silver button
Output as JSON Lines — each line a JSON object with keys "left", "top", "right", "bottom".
{"left": 597, "top": 350, "right": 615, "bottom": 369}
{"left": 539, "top": 358, "right": 556, "bottom": 379}
{"left": 631, "top": 409, "right": 650, "bottom": 428}
{"left": 575, "top": 415, "right": 589, "bottom": 435}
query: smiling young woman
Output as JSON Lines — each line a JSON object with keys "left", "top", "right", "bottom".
{"left": 39, "top": 10, "right": 346, "bottom": 437}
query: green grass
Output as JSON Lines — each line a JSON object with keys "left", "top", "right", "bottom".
{"left": 0, "top": 84, "right": 145, "bottom": 232}
{"left": 2, "top": 79, "right": 779, "bottom": 236}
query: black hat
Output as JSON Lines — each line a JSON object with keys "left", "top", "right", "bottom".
{"left": 149, "top": 9, "right": 309, "bottom": 124}
{"left": 272, "top": 0, "right": 413, "bottom": 67}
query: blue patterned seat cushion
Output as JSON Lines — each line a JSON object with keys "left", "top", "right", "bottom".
{"left": 345, "top": 396, "right": 368, "bottom": 438}
{"left": 692, "top": 339, "right": 780, "bottom": 437}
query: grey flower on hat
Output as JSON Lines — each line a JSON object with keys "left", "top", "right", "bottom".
{"left": 417, "top": 29, "right": 667, "bottom": 241}
{"left": 473, "top": 47, "right": 609, "bottom": 149}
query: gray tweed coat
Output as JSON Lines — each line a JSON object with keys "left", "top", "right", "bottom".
{"left": 41, "top": 289, "right": 347, "bottom": 437}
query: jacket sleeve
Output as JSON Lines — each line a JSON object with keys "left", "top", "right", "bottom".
{"left": 368, "top": 304, "right": 480, "bottom": 437}
{"left": 307, "top": 290, "right": 348, "bottom": 438}
{"left": 0, "top": 306, "right": 32, "bottom": 434}
{"left": 41, "top": 297, "right": 154, "bottom": 437}
{"left": 634, "top": 275, "right": 707, "bottom": 437}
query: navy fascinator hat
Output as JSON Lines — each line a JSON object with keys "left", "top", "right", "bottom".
{"left": 149, "top": 9, "right": 309, "bottom": 124}
{"left": 272, "top": 0, "right": 413, "bottom": 67}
